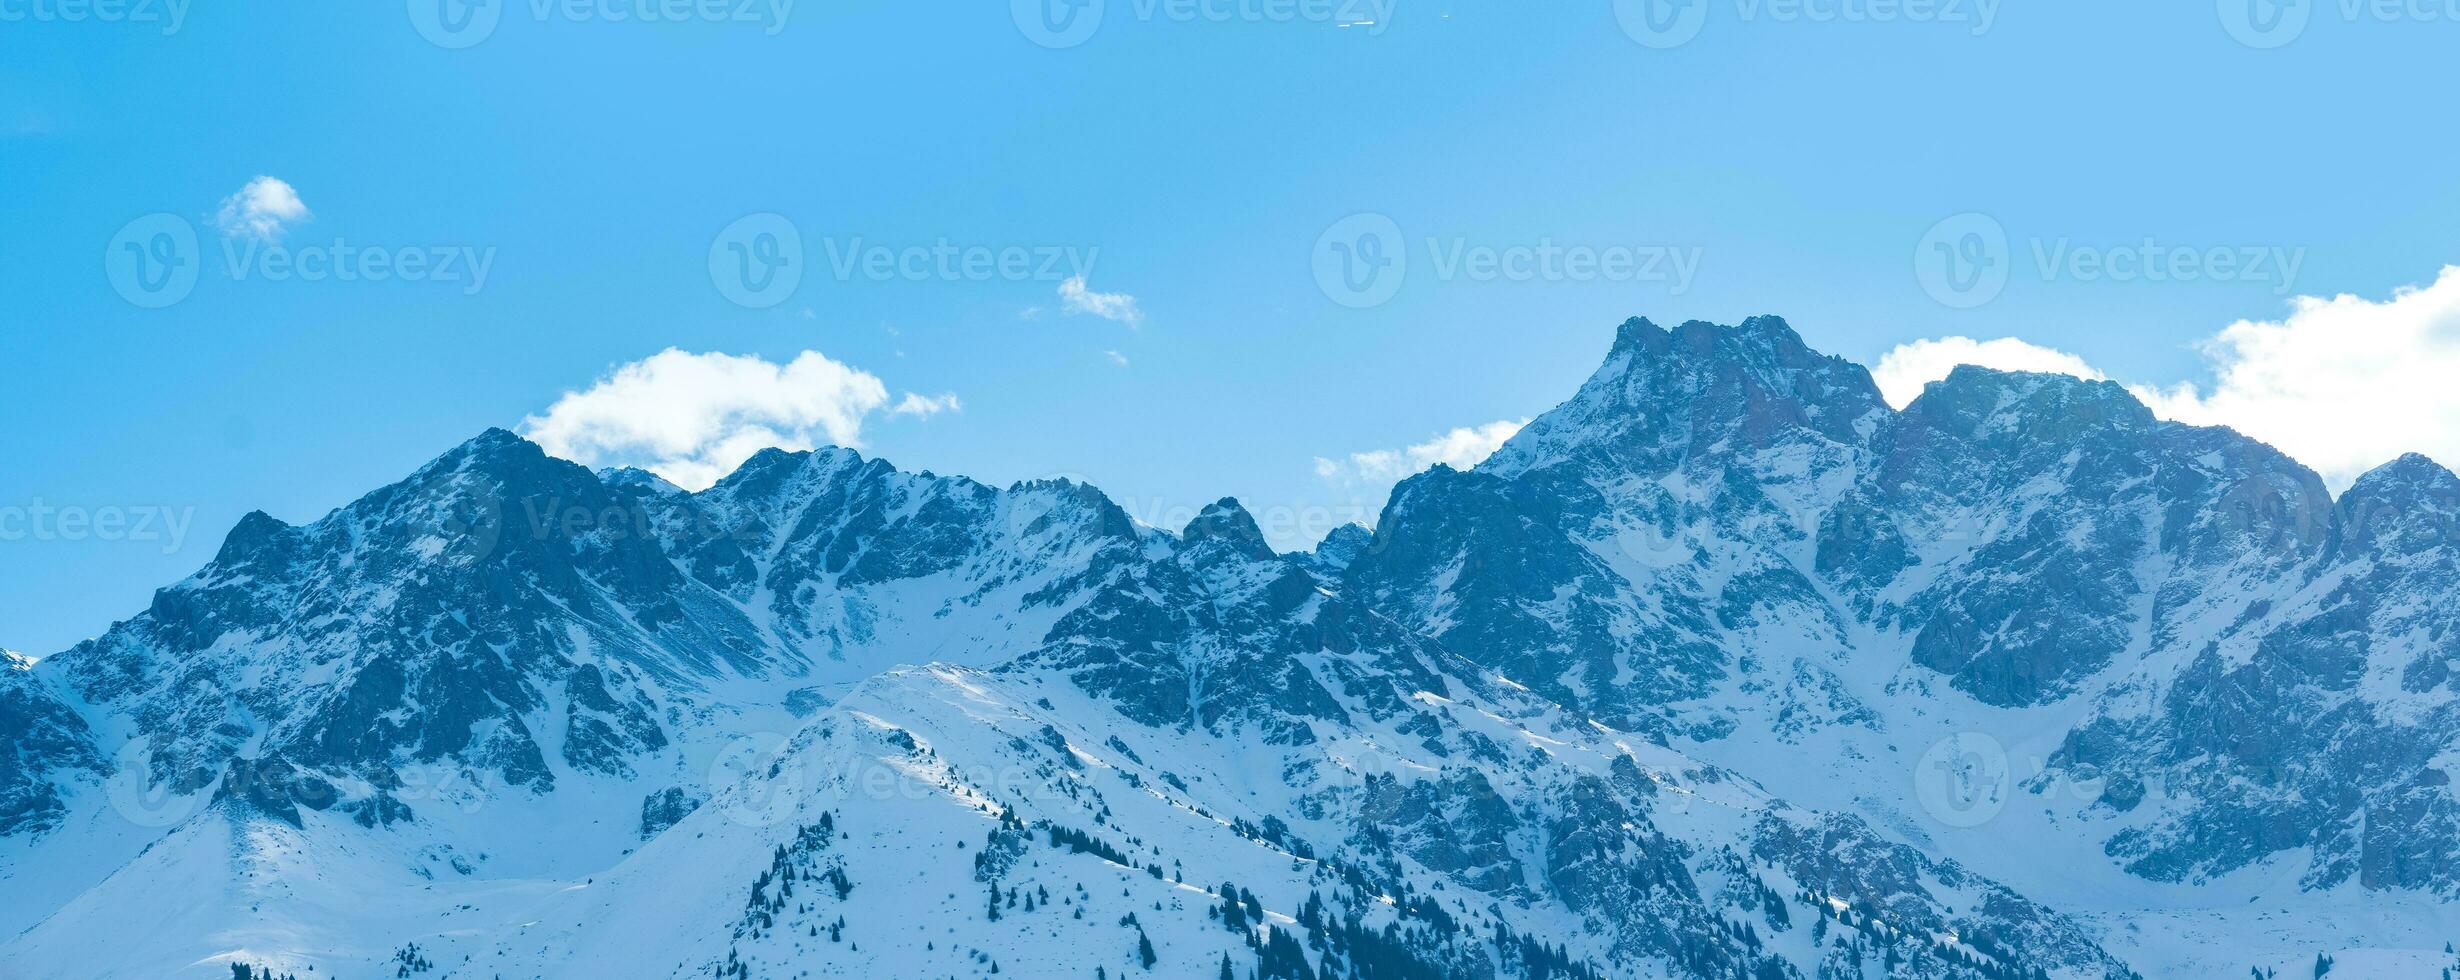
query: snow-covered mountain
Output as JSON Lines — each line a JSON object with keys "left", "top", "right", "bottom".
{"left": 5, "top": 316, "right": 2458, "bottom": 979}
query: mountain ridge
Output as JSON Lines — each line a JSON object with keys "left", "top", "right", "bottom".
{"left": 4, "top": 316, "right": 2457, "bottom": 979}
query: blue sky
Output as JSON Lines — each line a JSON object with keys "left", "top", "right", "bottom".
{"left": 3, "top": 1, "right": 2455, "bottom": 656}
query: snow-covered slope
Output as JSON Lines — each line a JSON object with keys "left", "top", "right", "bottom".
{"left": 462, "top": 658, "right": 2124, "bottom": 980}
{"left": 5, "top": 315, "right": 2458, "bottom": 978}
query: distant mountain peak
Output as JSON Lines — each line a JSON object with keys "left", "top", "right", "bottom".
{"left": 2351, "top": 451, "right": 2460, "bottom": 494}
{"left": 1308, "top": 522, "right": 1374, "bottom": 575}
{"left": 1608, "top": 315, "right": 1668, "bottom": 354}
{"left": 2338, "top": 452, "right": 2460, "bottom": 554}
{"left": 598, "top": 466, "right": 685, "bottom": 496}
{"left": 207, "top": 510, "right": 298, "bottom": 571}
{"left": 1902, "top": 363, "right": 2155, "bottom": 440}
{"left": 1486, "top": 315, "right": 1886, "bottom": 478}
{"left": 1607, "top": 314, "right": 1807, "bottom": 361}
{"left": 1180, "top": 497, "right": 1275, "bottom": 560}
{"left": 699, "top": 442, "right": 872, "bottom": 503}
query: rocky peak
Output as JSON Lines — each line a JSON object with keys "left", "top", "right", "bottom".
{"left": 1485, "top": 315, "right": 1886, "bottom": 479}
{"left": 699, "top": 444, "right": 872, "bottom": 509}
{"left": 1307, "top": 523, "right": 1375, "bottom": 575}
{"left": 1898, "top": 366, "right": 2154, "bottom": 446}
{"left": 1180, "top": 498, "right": 1275, "bottom": 561}
{"left": 0, "top": 656, "right": 103, "bottom": 837}
{"left": 599, "top": 467, "right": 685, "bottom": 497}
{"left": 207, "top": 510, "right": 299, "bottom": 574}
{"left": 2337, "top": 453, "right": 2460, "bottom": 557}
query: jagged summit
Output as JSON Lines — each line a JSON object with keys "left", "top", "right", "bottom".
{"left": 1900, "top": 363, "right": 2156, "bottom": 439}
{"left": 1607, "top": 313, "right": 1812, "bottom": 357}
{"left": 1180, "top": 497, "right": 1275, "bottom": 560}
{"left": 599, "top": 466, "right": 685, "bottom": 496}
{"left": 207, "top": 509, "right": 297, "bottom": 568}
{"left": 416, "top": 425, "right": 548, "bottom": 476}
{"left": 1307, "top": 522, "right": 1375, "bottom": 575}
{"left": 2336, "top": 452, "right": 2460, "bottom": 554}
{"left": 1483, "top": 314, "right": 1887, "bottom": 480}
{"left": 2349, "top": 451, "right": 2460, "bottom": 496}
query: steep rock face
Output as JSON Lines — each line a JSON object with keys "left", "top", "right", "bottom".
{"left": 1340, "top": 315, "right": 2456, "bottom": 909}
{"left": 1015, "top": 497, "right": 1457, "bottom": 744}
{"left": 2055, "top": 454, "right": 2460, "bottom": 892}
{"left": 663, "top": 448, "right": 1148, "bottom": 667}
{"left": 41, "top": 430, "right": 774, "bottom": 805}
{"left": 0, "top": 651, "right": 102, "bottom": 836}
{"left": 1874, "top": 368, "right": 2332, "bottom": 705}
{"left": 8, "top": 434, "right": 1156, "bottom": 850}
{"left": 1348, "top": 317, "right": 1882, "bottom": 734}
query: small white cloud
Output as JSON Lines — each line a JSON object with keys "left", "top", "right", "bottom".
{"left": 2132, "top": 266, "right": 2460, "bottom": 487}
{"left": 1317, "top": 419, "right": 1528, "bottom": 487}
{"left": 1058, "top": 275, "right": 1143, "bottom": 326}
{"left": 1103, "top": 350, "right": 1129, "bottom": 367}
{"left": 1870, "top": 336, "right": 2107, "bottom": 409}
{"left": 890, "top": 392, "right": 962, "bottom": 418}
{"left": 521, "top": 349, "right": 934, "bottom": 491}
{"left": 215, "top": 175, "right": 311, "bottom": 241}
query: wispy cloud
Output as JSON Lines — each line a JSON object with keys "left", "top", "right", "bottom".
{"left": 1316, "top": 419, "right": 1528, "bottom": 487}
{"left": 521, "top": 349, "right": 956, "bottom": 491}
{"left": 890, "top": 392, "right": 963, "bottom": 418}
{"left": 215, "top": 175, "right": 310, "bottom": 241}
{"left": 1103, "top": 350, "right": 1129, "bottom": 367}
{"left": 1058, "top": 275, "right": 1143, "bottom": 326}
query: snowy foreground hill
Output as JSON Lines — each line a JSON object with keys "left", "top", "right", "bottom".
{"left": 6, "top": 317, "right": 2460, "bottom": 979}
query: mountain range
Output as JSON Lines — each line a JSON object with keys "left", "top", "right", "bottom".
{"left": 5, "top": 315, "right": 2458, "bottom": 979}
